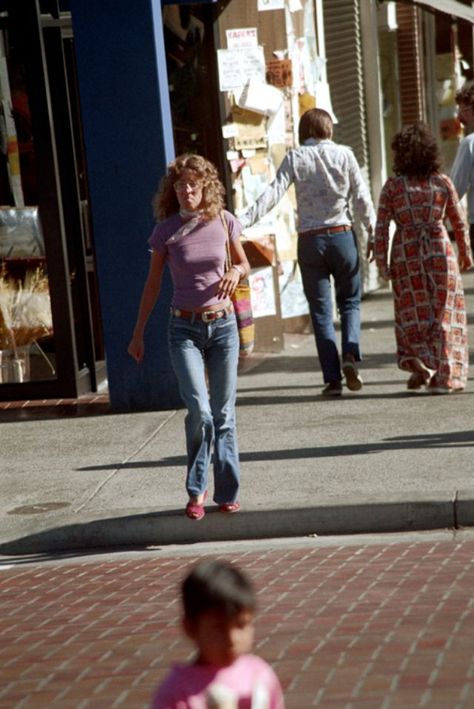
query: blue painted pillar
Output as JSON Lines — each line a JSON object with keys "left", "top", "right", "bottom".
{"left": 70, "top": 0, "right": 182, "bottom": 411}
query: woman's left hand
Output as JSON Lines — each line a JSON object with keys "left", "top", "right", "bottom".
{"left": 366, "top": 241, "right": 375, "bottom": 262}
{"left": 459, "top": 254, "right": 474, "bottom": 272}
{"left": 216, "top": 269, "right": 240, "bottom": 299}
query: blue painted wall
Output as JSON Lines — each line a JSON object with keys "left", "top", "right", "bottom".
{"left": 70, "top": 0, "right": 183, "bottom": 411}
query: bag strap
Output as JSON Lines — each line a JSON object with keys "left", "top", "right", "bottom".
{"left": 221, "top": 211, "right": 232, "bottom": 271}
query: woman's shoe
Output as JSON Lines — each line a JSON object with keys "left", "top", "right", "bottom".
{"left": 219, "top": 502, "right": 240, "bottom": 513}
{"left": 406, "top": 372, "right": 426, "bottom": 392}
{"left": 406, "top": 357, "right": 433, "bottom": 382}
{"left": 185, "top": 491, "right": 208, "bottom": 520}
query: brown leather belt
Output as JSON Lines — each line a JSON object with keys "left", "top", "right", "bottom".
{"left": 299, "top": 225, "right": 352, "bottom": 237}
{"left": 170, "top": 303, "right": 233, "bottom": 323}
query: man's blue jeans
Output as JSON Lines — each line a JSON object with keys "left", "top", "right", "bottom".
{"left": 168, "top": 311, "right": 240, "bottom": 504}
{"left": 298, "top": 230, "right": 361, "bottom": 383}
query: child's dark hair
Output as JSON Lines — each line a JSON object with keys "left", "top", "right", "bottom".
{"left": 182, "top": 560, "right": 256, "bottom": 621}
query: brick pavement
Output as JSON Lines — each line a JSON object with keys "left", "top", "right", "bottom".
{"left": 1, "top": 535, "right": 473, "bottom": 708}
{"left": 0, "top": 394, "right": 110, "bottom": 421}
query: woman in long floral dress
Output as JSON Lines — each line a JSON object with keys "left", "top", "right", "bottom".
{"left": 373, "top": 123, "right": 473, "bottom": 393}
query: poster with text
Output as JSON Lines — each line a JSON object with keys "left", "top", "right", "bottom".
{"left": 249, "top": 267, "right": 277, "bottom": 318}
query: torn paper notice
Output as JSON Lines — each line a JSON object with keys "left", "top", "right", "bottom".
{"left": 236, "top": 79, "right": 284, "bottom": 116}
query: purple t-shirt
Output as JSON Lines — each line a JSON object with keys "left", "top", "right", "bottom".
{"left": 150, "top": 654, "right": 285, "bottom": 708}
{"left": 148, "top": 210, "right": 241, "bottom": 309}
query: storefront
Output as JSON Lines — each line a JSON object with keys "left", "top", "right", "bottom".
{"left": 0, "top": 1, "right": 104, "bottom": 400}
{"left": 377, "top": 0, "right": 474, "bottom": 174}
{"left": 0, "top": 0, "right": 380, "bottom": 409}
{"left": 0, "top": 0, "right": 393, "bottom": 410}
{"left": 0, "top": 0, "right": 331, "bottom": 407}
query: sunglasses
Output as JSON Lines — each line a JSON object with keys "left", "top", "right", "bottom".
{"left": 174, "top": 181, "right": 202, "bottom": 193}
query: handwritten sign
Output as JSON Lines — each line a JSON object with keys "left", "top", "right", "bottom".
{"left": 226, "top": 28, "right": 258, "bottom": 49}
{"left": 217, "top": 47, "right": 265, "bottom": 92}
{"left": 266, "top": 59, "right": 292, "bottom": 88}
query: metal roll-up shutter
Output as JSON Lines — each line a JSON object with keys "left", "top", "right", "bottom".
{"left": 323, "top": 0, "right": 379, "bottom": 293}
{"left": 323, "top": 0, "right": 370, "bottom": 184}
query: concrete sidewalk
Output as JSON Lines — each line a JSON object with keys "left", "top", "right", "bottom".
{"left": 1, "top": 272, "right": 474, "bottom": 555}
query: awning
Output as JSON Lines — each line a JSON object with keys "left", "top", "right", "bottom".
{"left": 396, "top": 0, "right": 474, "bottom": 23}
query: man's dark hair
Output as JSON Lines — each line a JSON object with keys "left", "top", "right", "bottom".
{"left": 182, "top": 560, "right": 256, "bottom": 621}
{"left": 299, "top": 108, "right": 333, "bottom": 143}
{"left": 455, "top": 82, "right": 474, "bottom": 110}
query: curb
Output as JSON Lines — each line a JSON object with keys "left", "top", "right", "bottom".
{"left": 1, "top": 492, "right": 473, "bottom": 555}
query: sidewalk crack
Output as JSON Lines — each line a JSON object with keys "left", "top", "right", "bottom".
{"left": 73, "top": 411, "right": 179, "bottom": 513}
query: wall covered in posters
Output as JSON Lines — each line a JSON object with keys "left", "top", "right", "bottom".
{"left": 216, "top": 0, "right": 333, "bottom": 324}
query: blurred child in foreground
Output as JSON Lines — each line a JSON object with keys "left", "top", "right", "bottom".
{"left": 151, "top": 559, "right": 284, "bottom": 708}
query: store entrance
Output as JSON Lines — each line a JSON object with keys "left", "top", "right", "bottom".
{"left": 163, "top": 4, "right": 228, "bottom": 189}
{"left": 0, "top": 2, "right": 104, "bottom": 400}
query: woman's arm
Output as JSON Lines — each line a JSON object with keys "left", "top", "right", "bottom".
{"left": 128, "top": 249, "right": 166, "bottom": 363}
{"left": 444, "top": 176, "right": 473, "bottom": 272}
{"left": 374, "top": 182, "right": 393, "bottom": 280}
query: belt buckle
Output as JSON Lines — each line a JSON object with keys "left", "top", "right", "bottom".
{"left": 201, "top": 310, "right": 215, "bottom": 323}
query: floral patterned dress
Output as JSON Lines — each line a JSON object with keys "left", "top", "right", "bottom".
{"left": 374, "top": 174, "right": 472, "bottom": 390}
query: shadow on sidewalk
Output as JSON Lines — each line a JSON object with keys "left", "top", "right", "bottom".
{"left": 75, "top": 428, "right": 474, "bottom": 474}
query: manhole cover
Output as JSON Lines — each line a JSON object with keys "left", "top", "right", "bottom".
{"left": 8, "top": 502, "right": 71, "bottom": 515}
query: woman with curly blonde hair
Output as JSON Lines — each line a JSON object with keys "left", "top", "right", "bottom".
{"left": 153, "top": 154, "right": 226, "bottom": 220}
{"left": 373, "top": 123, "right": 473, "bottom": 393}
{"left": 128, "top": 154, "right": 250, "bottom": 518}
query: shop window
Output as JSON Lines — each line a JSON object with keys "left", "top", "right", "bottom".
{"left": 0, "top": 2, "right": 103, "bottom": 398}
{"left": 0, "top": 47, "right": 55, "bottom": 385}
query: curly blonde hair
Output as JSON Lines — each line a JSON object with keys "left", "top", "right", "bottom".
{"left": 152, "top": 154, "right": 226, "bottom": 220}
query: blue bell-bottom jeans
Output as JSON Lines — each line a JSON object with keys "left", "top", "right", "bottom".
{"left": 168, "top": 311, "right": 240, "bottom": 504}
{"left": 297, "top": 230, "right": 361, "bottom": 383}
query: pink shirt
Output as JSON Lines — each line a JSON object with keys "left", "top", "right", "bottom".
{"left": 148, "top": 210, "right": 241, "bottom": 310}
{"left": 151, "top": 654, "right": 284, "bottom": 708}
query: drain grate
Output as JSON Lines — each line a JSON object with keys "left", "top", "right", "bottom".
{"left": 8, "top": 502, "right": 71, "bottom": 515}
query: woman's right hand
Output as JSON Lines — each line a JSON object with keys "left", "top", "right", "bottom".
{"left": 128, "top": 333, "right": 144, "bottom": 363}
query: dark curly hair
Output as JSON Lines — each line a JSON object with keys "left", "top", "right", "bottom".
{"left": 391, "top": 123, "right": 442, "bottom": 177}
{"left": 153, "top": 153, "right": 226, "bottom": 220}
{"left": 455, "top": 82, "right": 474, "bottom": 110}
